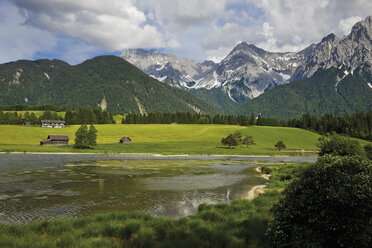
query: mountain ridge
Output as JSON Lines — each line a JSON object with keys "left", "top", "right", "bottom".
{"left": 0, "top": 55, "right": 216, "bottom": 114}
{"left": 122, "top": 16, "right": 372, "bottom": 105}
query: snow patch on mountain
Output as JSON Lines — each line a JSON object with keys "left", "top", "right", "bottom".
{"left": 122, "top": 16, "right": 372, "bottom": 103}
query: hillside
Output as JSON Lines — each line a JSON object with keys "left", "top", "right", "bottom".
{"left": 237, "top": 66, "right": 372, "bottom": 119}
{"left": 0, "top": 56, "right": 215, "bottom": 114}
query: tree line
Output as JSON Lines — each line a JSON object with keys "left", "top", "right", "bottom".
{"left": 0, "top": 108, "right": 115, "bottom": 125}
{"left": 65, "top": 108, "right": 115, "bottom": 125}
{"left": 122, "top": 111, "right": 372, "bottom": 141}
{"left": 0, "top": 104, "right": 69, "bottom": 112}
{"left": 0, "top": 111, "right": 64, "bottom": 125}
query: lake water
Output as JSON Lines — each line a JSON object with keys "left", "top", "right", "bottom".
{"left": 0, "top": 153, "right": 316, "bottom": 224}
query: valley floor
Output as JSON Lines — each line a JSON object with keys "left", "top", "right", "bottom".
{"left": 0, "top": 124, "right": 326, "bottom": 155}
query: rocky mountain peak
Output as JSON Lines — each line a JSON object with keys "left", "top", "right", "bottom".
{"left": 122, "top": 16, "right": 372, "bottom": 104}
{"left": 320, "top": 33, "right": 339, "bottom": 43}
{"left": 349, "top": 16, "right": 372, "bottom": 42}
{"left": 230, "top": 42, "right": 267, "bottom": 57}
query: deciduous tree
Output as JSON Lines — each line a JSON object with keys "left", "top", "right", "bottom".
{"left": 275, "top": 140, "right": 286, "bottom": 151}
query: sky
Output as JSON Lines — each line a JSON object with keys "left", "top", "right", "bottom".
{"left": 0, "top": 0, "right": 371, "bottom": 64}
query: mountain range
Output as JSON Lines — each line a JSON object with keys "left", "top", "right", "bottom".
{"left": 0, "top": 56, "right": 215, "bottom": 114}
{"left": 0, "top": 17, "right": 371, "bottom": 118}
{"left": 122, "top": 16, "right": 372, "bottom": 116}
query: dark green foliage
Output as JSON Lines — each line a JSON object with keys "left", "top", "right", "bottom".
{"left": 249, "top": 112, "right": 256, "bottom": 125}
{"left": 274, "top": 141, "right": 286, "bottom": 151}
{"left": 39, "top": 110, "right": 62, "bottom": 121}
{"left": 365, "top": 144, "right": 372, "bottom": 160}
{"left": 87, "top": 125, "right": 97, "bottom": 146}
{"left": 232, "top": 132, "right": 243, "bottom": 144}
{"left": 188, "top": 88, "right": 240, "bottom": 113}
{"left": 317, "top": 134, "right": 365, "bottom": 157}
{"left": 267, "top": 155, "right": 372, "bottom": 248}
{"left": 0, "top": 56, "right": 215, "bottom": 114}
{"left": 238, "top": 67, "right": 372, "bottom": 119}
{"left": 221, "top": 134, "right": 239, "bottom": 148}
{"left": 242, "top": 136, "right": 256, "bottom": 147}
{"left": 198, "top": 116, "right": 210, "bottom": 124}
{"left": 222, "top": 132, "right": 257, "bottom": 149}
{"left": 74, "top": 125, "right": 90, "bottom": 149}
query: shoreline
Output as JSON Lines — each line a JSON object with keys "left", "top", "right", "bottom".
{"left": 245, "top": 166, "right": 271, "bottom": 200}
{"left": 0, "top": 151, "right": 314, "bottom": 158}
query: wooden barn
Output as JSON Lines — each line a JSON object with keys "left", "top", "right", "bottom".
{"left": 40, "top": 135, "right": 69, "bottom": 146}
{"left": 41, "top": 120, "right": 65, "bottom": 128}
{"left": 119, "top": 137, "right": 132, "bottom": 144}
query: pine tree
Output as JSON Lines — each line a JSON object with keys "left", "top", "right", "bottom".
{"left": 249, "top": 113, "right": 256, "bottom": 125}
{"left": 87, "top": 125, "right": 97, "bottom": 146}
{"left": 64, "top": 110, "right": 74, "bottom": 125}
{"left": 74, "top": 125, "right": 90, "bottom": 149}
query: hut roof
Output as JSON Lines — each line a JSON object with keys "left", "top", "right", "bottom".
{"left": 47, "top": 135, "right": 69, "bottom": 141}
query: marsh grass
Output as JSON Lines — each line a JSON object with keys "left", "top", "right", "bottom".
{"left": 0, "top": 163, "right": 303, "bottom": 247}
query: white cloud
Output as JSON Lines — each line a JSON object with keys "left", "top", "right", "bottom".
{"left": 338, "top": 16, "right": 363, "bottom": 35}
{"left": 0, "top": 2, "right": 57, "bottom": 63}
{"left": 10, "top": 0, "right": 165, "bottom": 51}
{"left": 139, "top": 0, "right": 226, "bottom": 29}
{"left": 1, "top": 0, "right": 371, "bottom": 64}
{"left": 244, "top": 0, "right": 372, "bottom": 52}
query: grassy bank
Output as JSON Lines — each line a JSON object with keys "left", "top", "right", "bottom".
{"left": 0, "top": 162, "right": 305, "bottom": 248}
{"left": 0, "top": 124, "right": 325, "bottom": 155}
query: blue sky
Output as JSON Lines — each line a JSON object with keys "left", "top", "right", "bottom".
{"left": 1, "top": 0, "right": 371, "bottom": 64}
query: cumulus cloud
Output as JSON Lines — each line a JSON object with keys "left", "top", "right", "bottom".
{"left": 338, "top": 16, "right": 363, "bottom": 35}
{"left": 244, "top": 0, "right": 372, "bottom": 52}
{"left": 1, "top": 0, "right": 371, "bottom": 64}
{"left": 10, "top": 0, "right": 165, "bottom": 51}
{"left": 0, "top": 2, "right": 57, "bottom": 63}
{"left": 138, "top": 0, "right": 226, "bottom": 29}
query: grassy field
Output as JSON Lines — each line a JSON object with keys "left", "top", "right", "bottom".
{"left": 0, "top": 161, "right": 303, "bottom": 248}
{"left": 0, "top": 124, "right": 329, "bottom": 155}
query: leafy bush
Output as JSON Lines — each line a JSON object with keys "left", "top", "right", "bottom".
{"left": 267, "top": 155, "right": 372, "bottom": 248}
{"left": 365, "top": 144, "right": 372, "bottom": 160}
{"left": 317, "top": 133, "right": 364, "bottom": 157}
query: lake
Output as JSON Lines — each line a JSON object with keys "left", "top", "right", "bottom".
{"left": 0, "top": 153, "right": 316, "bottom": 224}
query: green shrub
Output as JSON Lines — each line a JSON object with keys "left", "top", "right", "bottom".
{"left": 268, "top": 155, "right": 372, "bottom": 248}
{"left": 317, "top": 134, "right": 365, "bottom": 157}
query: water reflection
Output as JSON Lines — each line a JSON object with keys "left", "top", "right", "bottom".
{"left": 0, "top": 154, "right": 315, "bottom": 224}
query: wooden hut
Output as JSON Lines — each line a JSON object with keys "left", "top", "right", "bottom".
{"left": 40, "top": 135, "right": 69, "bottom": 146}
{"left": 41, "top": 120, "right": 65, "bottom": 128}
{"left": 119, "top": 137, "right": 132, "bottom": 144}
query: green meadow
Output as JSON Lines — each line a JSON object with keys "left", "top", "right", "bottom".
{"left": 0, "top": 124, "right": 327, "bottom": 155}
